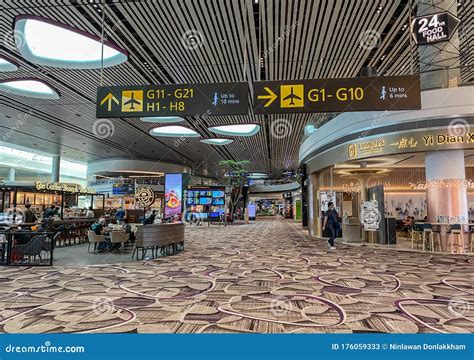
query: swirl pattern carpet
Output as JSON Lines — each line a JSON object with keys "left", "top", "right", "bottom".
{"left": 0, "top": 219, "right": 472, "bottom": 333}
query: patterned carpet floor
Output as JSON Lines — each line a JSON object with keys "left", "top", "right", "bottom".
{"left": 0, "top": 219, "right": 472, "bottom": 334}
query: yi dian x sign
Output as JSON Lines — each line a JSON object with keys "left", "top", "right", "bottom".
{"left": 96, "top": 82, "right": 248, "bottom": 118}
{"left": 253, "top": 75, "right": 421, "bottom": 114}
{"left": 411, "top": 12, "right": 460, "bottom": 45}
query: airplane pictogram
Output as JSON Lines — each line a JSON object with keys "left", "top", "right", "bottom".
{"left": 280, "top": 85, "right": 304, "bottom": 108}
{"left": 121, "top": 90, "right": 143, "bottom": 112}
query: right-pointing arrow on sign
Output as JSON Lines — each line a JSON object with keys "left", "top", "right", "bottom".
{"left": 257, "top": 87, "right": 277, "bottom": 107}
{"left": 100, "top": 92, "right": 119, "bottom": 111}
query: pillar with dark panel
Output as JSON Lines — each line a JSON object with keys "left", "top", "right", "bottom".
{"left": 418, "top": 1, "right": 468, "bottom": 251}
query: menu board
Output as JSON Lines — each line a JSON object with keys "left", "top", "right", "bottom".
{"left": 165, "top": 173, "right": 183, "bottom": 218}
{"left": 361, "top": 200, "right": 380, "bottom": 232}
{"left": 187, "top": 188, "right": 225, "bottom": 206}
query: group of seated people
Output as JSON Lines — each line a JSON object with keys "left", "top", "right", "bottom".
{"left": 90, "top": 216, "right": 135, "bottom": 253}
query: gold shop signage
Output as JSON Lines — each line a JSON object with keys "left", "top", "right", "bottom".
{"left": 348, "top": 139, "right": 385, "bottom": 159}
{"left": 421, "top": 132, "right": 474, "bottom": 146}
{"left": 34, "top": 181, "right": 96, "bottom": 195}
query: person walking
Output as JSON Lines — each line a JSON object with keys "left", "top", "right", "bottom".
{"left": 322, "top": 201, "right": 340, "bottom": 250}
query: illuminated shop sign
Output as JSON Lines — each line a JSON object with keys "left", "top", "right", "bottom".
{"left": 411, "top": 12, "right": 460, "bottom": 45}
{"left": 34, "top": 181, "right": 96, "bottom": 194}
{"left": 253, "top": 75, "right": 421, "bottom": 114}
{"left": 346, "top": 129, "right": 474, "bottom": 161}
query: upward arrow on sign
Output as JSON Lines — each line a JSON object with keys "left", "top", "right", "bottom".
{"left": 100, "top": 92, "right": 119, "bottom": 111}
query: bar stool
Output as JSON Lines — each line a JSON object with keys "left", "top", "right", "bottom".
{"left": 411, "top": 224, "right": 423, "bottom": 249}
{"left": 448, "top": 224, "right": 465, "bottom": 254}
{"left": 422, "top": 224, "right": 441, "bottom": 252}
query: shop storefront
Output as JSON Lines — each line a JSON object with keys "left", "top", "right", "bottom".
{"left": 0, "top": 181, "right": 101, "bottom": 221}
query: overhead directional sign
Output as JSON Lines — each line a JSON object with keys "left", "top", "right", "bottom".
{"left": 253, "top": 75, "right": 421, "bottom": 114}
{"left": 96, "top": 82, "right": 248, "bottom": 118}
{"left": 411, "top": 12, "right": 460, "bottom": 45}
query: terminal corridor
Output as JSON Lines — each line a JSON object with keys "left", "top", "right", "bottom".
{"left": 0, "top": 219, "right": 472, "bottom": 334}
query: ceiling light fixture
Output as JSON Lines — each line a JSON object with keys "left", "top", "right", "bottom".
{"left": 140, "top": 116, "right": 185, "bottom": 123}
{"left": 208, "top": 124, "right": 260, "bottom": 137}
{"left": 14, "top": 15, "right": 128, "bottom": 69}
{"left": 149, "top": 125, "right": 200, "bottom": 137}
{"left": 0, "top": 56, "right": 19, "bottom": 72}
{"left": 200, "top": 138, "right": 234, "bottom": 145}
{"left": 0, "top": 78, "right": 60, "bottom": 99}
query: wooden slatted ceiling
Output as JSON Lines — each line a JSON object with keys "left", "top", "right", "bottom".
{"left": 0, "top": 0, "right": 472, "bottom": 179}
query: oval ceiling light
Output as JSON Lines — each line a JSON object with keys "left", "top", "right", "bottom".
{"left": 0, "top": 78, "right": 60, "bottom": 99}
{"left": 0, "top": 56, "right": 19, "bottom": 72}
{"left": 200, "top": 138, "right": 234, "bottom": 145}
{"left": 208, "top": 124, "right": 260, "bottom": 137}
{"left": 14, "top": 15, "right": 128, "bottom": 69}
{"left": 141, "top": 116, "right": 184, "bottom": 123}
{"left": 149, "top": 125, "right": 200, "bottom": 137}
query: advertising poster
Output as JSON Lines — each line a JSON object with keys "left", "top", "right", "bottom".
{"left": 165, "top": 173, "right": 183, "bottom": 218}
{"left": 248, "top": 203, "right": 256, "bottom": 220}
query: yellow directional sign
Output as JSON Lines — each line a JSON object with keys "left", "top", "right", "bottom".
{"left": 280, "top": 84, "right": 304, "bottom": 108}
{"left": 121, "top": 90, "right": 143, "bottom": 112}
{"left": 100, "top": 92, "right": 119, "bottom": 111}
{"left": 257, "top": 87, "right": 277, "bottom": 107}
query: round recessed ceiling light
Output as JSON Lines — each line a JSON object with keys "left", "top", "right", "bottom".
{"left": 14, "top": 15, "right": 128, "bottom": 69}
{"left": 200, "top": 138, "right": 234, "bottom": 145}
{"left": 0, "top": 78, "right": 60, "bottom": 99}
{"left": 141, "top": 116, "right": 185, "bottom": 123}
{"left": 0, "top": 56, "right": 19, "bottom": 72}
{"left": 208, "top": 124, "right": 260, "bottom": 136}
{"left": 149, "top": 125, "right": 200, "bottom": 137}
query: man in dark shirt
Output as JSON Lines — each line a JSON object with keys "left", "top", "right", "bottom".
{"left": 23, "top": 204, "right": 37, "bottom": 224}
{"left": 322, "top": 201, "right": 339, "bottom": 250}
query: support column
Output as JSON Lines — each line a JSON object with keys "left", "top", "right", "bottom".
{"left": 425, "top": 150, "right": 468, "bottom": 251}
{"left": 418, "top": 1, "right": 460, "bottom": 90}
{"left": 307, "top": 173, "right": 320, "bottom": 238}
{"left": 8, "top": 167, "right": 15, "bottom": 181}
{"left": 51, "top": 155, "right": 60, "bottom": 182}
{"left": 300, "top": 164, "right": 308, "bottom": 228}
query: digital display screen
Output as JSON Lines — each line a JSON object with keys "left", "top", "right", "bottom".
{"left": 187, "top": 188, "right": 225, "bottom": 206}
{"left": 112, "top": 183, "right": 134, "bottom": 195}
{"left": 199, "top": 197, "right": 212, "bottom": 205}
{"left": 165, "top": 173, "right": 183, "bottom": 218}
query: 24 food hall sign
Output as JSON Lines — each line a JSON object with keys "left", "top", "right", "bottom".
{"left": 411, "top": 12, "right": 460, "bottom": 45}
{"left": 253, "top": 75, "right": 421, "bottom": 114}
{"left": 96, "top": 82, "right": 248, "bottom": 118}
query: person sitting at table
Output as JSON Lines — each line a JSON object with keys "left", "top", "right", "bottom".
{"left": 92, "top": 218, "right": 111, "bottom": 252}
{"left": 122, "top": 218, "right": 135, "bottom": 241}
